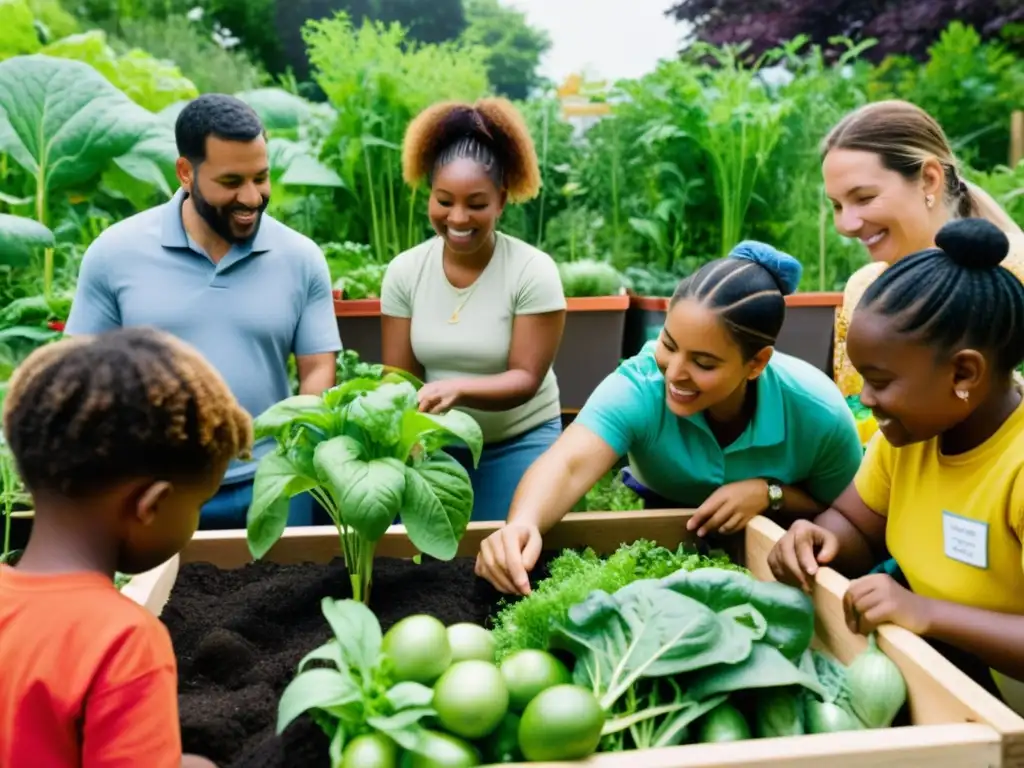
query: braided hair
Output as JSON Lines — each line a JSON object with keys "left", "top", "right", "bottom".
{"left": 402, "top": 97, "right": 542, "bottom": 203}
{"left": 670, "top": 241, "right": 803, "bottom": 360}
{"left": 857, "top": 218, "right": 1024, "bottom": 376}
{"left": 2, "top": 327, "right": 253, "bottom": 497}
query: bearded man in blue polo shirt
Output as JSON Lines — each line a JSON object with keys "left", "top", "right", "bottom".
{"left": 65, "top": 94, "right": 342, "bottom": 529}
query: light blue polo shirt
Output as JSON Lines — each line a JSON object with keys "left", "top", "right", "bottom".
{"left": 575, "top": 341, "right": 862, "bottom": 507}
{"left": 64, "top": 188, "right": 342, "bottom": 484}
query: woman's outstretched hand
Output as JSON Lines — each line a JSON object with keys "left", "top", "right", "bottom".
{"left": 686, "top": 479, "right": 771, "bottom": 537}
{"left": 475, "top": 522, "right": 543, "bottom": 595}
{"left": 767, "top": 520, "right": 840, "bottom": 593}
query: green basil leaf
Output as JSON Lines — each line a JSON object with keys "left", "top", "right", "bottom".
{"left": 298, "top": 639, "right": 344, "bottom": 672}
{"left": 247, "top": 453, "right": 317, "bottom": 559}
{"left": 366, "top": 709, "right": 435, "bottom": 752}
{"left": 320, "top": 597, "right": 382, "bottom": 675}
{"left": 402, "top": 453, "right": 473, "bottom": 560}
{"left": 253, "top": 394, "right": 336, "bottom": 441}
{"left": 399, "top": 409, "right": 483, "bottom": 466}
{"left": 314, "top": 436, "right": 405, "bottom": 541}
{"left": 276, "top": 667, "right": 361, "bottom": 734}
{"left": 386, "top": 681, "right": 435, "bottom": 709}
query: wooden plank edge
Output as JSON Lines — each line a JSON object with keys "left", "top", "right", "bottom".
{"left": 507, "top": 724, "right": 999, "bottom": 768}
{"left": 121, "top": 555, "right": 180, "bottom": 617}
{"left": 179, "top": 509, "right": 703, "bottom": 568}
{"left": 745, "top": 516, "right": 1024, "bottom": 747}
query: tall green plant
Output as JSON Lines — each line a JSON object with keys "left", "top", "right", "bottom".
{"left": 0, "top": 55, "right": 155, "bottom": 297}
{"left": 303, "top": 13, "right": 490, "bottom": 260}
{"left": 246, "top": 375, "right": 483, "bottom": 604}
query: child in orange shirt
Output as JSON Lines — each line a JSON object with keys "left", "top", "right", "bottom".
{"left": 0, "top": 327, "right": 253, "bottom": 768}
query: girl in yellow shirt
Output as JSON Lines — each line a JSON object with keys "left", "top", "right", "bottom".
{"left": 822, "top": 100, "right": 1024, "bottom": 445}
{"left": 768, "top": 217, "right": 1024, "bottom": 707}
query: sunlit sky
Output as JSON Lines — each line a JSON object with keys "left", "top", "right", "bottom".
{"left": 506, "top": 0, "right": 687, "bottom": 85}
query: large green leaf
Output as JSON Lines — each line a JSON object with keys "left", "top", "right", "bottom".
{"left": 0, "top": 213, "right": 54, "bottom": 267}
{"left": 280, "top": 154, "right": 345, "bottom": 188}
{"left": 400, "top": 409, "right": 483, "bottom": 466}
{"left": 247, "top": 452, "right": 317, "bottom": 559}
{"left": 253, "top": 394, "right": 336, "bottom": 441}
{"left": 0, "top": 55, "right": 155, "bottom": 194}
{"left": 320, "top": 597, "right": 381, "bottom": 677}
{"left": 277, "top": 667, "right": 361, "bottom": 735}
{"left": 660, "top": 568, "right": 815, "bottom": 661}
{"left": 237, "top": 87, "right": 319, "bottom": 132}
{"left": 313, "top": 436, "right": 405, "bottom": 541}
{"left": 401, "top": 453, "right": 473, "bottom": 560}
{"left": 346, "top": 382, "right": 417, "bottom": 450}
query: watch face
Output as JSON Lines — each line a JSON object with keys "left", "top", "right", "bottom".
{"left": 768, "top": 484, "right": 783, "bottom": 507}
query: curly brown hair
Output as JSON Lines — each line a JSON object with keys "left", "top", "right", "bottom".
{"left": 2, "top": 327, "right": 253, "bottom": 497}
{"left": 402, "top": 97, "right": 542, "bottom": 204}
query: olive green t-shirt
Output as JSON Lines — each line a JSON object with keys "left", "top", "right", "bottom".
{"left": 380, "top": 232, "right": 565, "bottom": 444}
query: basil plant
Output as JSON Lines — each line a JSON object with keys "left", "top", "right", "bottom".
{"left": 246, "top": 374, "right": 483, "bottom": 603}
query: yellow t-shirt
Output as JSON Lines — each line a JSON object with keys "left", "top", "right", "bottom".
{"left": 854, "top": 391, "right": 1024, "bottom": 614}
{"left": 380, "top": 232, "right": 566, "bottom": 444}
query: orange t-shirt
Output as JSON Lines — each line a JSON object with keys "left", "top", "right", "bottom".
{"left": 0, "top": 565, "right": 182, "bottom": 768}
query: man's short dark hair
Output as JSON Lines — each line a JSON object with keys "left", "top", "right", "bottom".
{"left": 174, "top": 94, "right": 266, "bottom": 164}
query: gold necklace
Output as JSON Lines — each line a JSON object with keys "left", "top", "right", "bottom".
{"left": 448, "top": 280, "right": 482, "bottom": 324}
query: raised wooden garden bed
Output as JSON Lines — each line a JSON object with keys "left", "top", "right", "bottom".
{"left": 129, "top": 511, "right": 1024, "bottom": 768}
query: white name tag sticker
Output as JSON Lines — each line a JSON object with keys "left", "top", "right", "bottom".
{"left": 942, "top": 511, "right": 989, "bottom": 569}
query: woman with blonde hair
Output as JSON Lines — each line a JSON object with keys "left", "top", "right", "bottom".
{"left": 381, "top": 97, "right": 566, "bottom": 521}
{"left": 823, "top": 99, "right": 1024, "bottom": 443}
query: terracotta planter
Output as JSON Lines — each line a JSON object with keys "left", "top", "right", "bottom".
{"left": 622, "top": 292, "right": 844, "bottom": 378}
{"left": 554, "top": 295, "right": 630, "bottom": 411}
{"left": 334, "top": 292, "right": 383, "bottom": 365}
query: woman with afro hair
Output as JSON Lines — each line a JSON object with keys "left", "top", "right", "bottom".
{"left": 381, "top": 97, "right": 566, "bottom": 522}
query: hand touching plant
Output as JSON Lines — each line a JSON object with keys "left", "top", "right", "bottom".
{"left": 687, "top": 479, "right": 770, "bottom": 537}
{"left": 246, "top": 374, "right": 483, "bottom": 603}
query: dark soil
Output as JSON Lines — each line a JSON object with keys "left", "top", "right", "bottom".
{"left": 161, "top": 555, "right": 553, "bottom": 768}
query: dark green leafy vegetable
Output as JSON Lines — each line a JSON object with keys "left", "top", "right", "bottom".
{"left": 660, "top": 567, "right": 815, "bottom": 661}
{"left": 491, "top": 540, "right": 747, "bottom": 661}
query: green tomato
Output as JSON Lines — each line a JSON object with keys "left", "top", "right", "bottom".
{"left": 400, "top": 731, "right": 480, "bottom": 768}
{"left": 517, "top": 684, "right": 604, "bottom": 761}
{"left": 699, "top": 702, "right": 751, "bottom": 743}
{"left": 446, "top": 622, "right": 496, "bottom": 663}
{"left": 340, "top": 733, "right": 398, "bottom": 768}
{"left": 499, "top": 649, "right": 572, "bottom": 712}
{"left": 432, "top": 660, "right": 509, "bottom": 740}
{"left": 382, "top": 614, "right": 451, "bottom": 684}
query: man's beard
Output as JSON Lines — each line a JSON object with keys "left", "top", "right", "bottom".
{"left": 190, "top": 181, "right": 269, "bottom": 246}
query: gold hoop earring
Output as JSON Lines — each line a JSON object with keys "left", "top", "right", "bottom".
{"left": 955, "top": 389, "right": 969, "bottom": 402}
{"left": 925, "top": 194, "right": 935, "bottom": 209}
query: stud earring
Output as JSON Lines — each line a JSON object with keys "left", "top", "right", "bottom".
{"left": 955, "top": 389, "right": 969, "bottom": 402}
{"left": 925, "top": 194, "right": 935, "bottom": 209}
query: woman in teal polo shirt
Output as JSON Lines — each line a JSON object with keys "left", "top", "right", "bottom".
{"left": 475, "top": 242, "right": 864, "bottom": 595}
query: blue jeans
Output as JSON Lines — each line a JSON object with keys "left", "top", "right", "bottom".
{"left": 445, "top": 417, "right": 562, "bottom": 522}
{"left": 200, "top": 479, "right": 321, "bottom": 530}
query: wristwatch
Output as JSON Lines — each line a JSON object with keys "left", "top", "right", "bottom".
{"left": 766, "top": 481, "right": 784, "bottom": 512}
